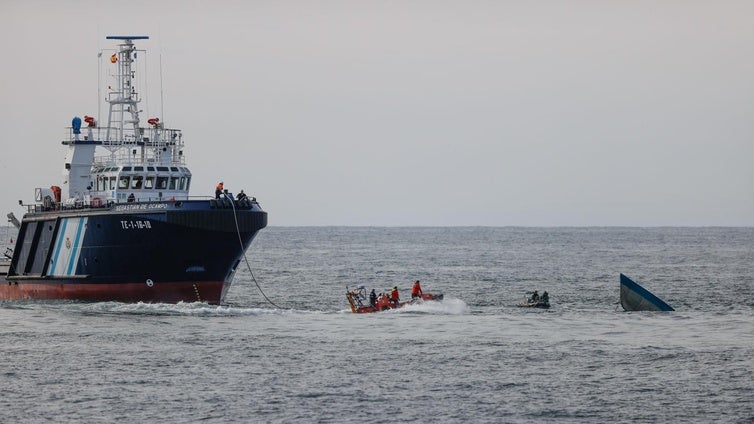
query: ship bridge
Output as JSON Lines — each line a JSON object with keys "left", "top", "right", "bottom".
{"left": 54, "top": 36, "right": 193, "bottom": 206}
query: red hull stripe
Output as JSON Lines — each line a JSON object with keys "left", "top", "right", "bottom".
{"left": 0, "top": 280, "right": 229, "bottom": 304}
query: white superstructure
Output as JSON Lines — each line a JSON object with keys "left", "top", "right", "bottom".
{"left": 53, "top": 36, "right": 191, "bottom": 207}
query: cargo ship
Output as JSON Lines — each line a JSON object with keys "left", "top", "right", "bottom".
{"left": 0, "top": 36, "right": 267, "bottom": 304}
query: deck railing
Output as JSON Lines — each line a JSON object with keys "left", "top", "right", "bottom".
{"left": 24, "top": 195, "right": 259, "bottom": 214}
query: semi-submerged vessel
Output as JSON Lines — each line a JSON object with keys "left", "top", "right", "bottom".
{"left": 0, "top": 36, "right": 267, "bottom": 304}
{"left": 619, "top": 273, "right": 674, "bottom": 312}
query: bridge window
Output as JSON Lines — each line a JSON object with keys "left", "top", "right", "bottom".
{"left": 144, "top": 176, "right": 155, "bottom": 189}
{"left": 156, "top": 176, "right": 168, "bottom": 190}
{"left": 118, "top": 176, "right": 130, "bottom": 189}
{"left": 131, "top": 176, "right": 143, "bottom": 189}
{"left": 168, "top": 177, "right": 177, "bottom": 190}
{"left": 109, "top": 176, "right": 116, "bottom": 190}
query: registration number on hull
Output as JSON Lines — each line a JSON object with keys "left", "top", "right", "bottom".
{"left": 120, "top": 220, "right": 152, "bottom": 230}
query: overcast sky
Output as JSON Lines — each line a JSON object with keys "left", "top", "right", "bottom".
{"left": 1, "top": 1, "right": 752, "bottom": 226}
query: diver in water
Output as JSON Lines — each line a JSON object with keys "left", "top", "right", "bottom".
{"left": 529, "top": 290, "right": 540, "bottom": 303}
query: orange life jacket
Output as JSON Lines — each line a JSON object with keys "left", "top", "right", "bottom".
{"left": 391, "top": 289, "right": 399, "bottom": 301}
{"left": 412, "top": 283, "right": 422, "bottom": 295}
{"left": 377, "top": 295, "right": 389, "bottom": 308}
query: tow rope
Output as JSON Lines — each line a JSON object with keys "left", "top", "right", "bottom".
{"left": 227, "top": 195, "right": 282, "bottom": 309}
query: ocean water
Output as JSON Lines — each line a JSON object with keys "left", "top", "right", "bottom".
{"left": 1, "top": 227, "right": 753, "bottom": 423}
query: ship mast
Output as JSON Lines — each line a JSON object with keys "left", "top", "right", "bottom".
{"left": 104, "top": 36, "right": 149, "bottom": 148}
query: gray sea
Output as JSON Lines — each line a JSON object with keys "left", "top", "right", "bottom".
{"left": 1, "top": 227, "right": 753, "bottom": 423}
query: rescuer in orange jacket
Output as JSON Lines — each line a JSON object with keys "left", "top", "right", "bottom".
{"left": 377, "top": 293, "right": 390, "bottom": 310}
{"left": 390, "top": 286, "right": 399, "bottom": 306}
{"left": 411, "top": 280, "right": 423, "bottom": 300}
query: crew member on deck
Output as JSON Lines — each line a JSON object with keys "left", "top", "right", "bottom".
{"left": 215, "top": 181, "right": 224, "bottom": 199}
{"left": 390, "top": 286, "right": 400, "bottom": 306}
{"left": 411, "top": 280, "right": 423, "bottom": 300}
{"left": 369, "top": 289, "right": 377, "bottom": 308}
{"left": 541, "top": 291, "right": 549, "bottom": 304}
{"left": 237, "top": 190, "right": 248, "bottom": 201}
{"left": 127, "top": 193, "right": 136, "bottom": 203}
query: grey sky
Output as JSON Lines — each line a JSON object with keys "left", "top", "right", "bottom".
{"left": 1, "top": 1, "right": 752, "bottom": 226}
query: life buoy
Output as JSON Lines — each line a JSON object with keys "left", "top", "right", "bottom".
{"left": 91, "top": 197, "right": 103, "bottom": 207}
{"left": 84, "top": 115, "right": 96, "bottom": 127}
{"left": 147, "top": 117, "right": 160, "bottom": 126}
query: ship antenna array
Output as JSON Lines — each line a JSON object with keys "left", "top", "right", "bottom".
{"left": 104, "top": 36, "right": 149, "bottom": 145}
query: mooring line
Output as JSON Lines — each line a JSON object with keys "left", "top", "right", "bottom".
{"left": 227, "top": 195, "right": 282, "bottom": 309}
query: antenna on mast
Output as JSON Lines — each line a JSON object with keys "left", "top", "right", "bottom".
{"left": 160, "top": 53, "right": 165, "bottom": 124}
{"left": 103, "top": 36, "right": 149, "bottom": 144}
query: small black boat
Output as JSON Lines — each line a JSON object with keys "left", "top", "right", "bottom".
{"left": 517, "top": 300, "right": 550, "bottom": 309}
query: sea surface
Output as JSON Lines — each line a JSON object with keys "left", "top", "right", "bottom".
{"left": 1, "top": 226, "right": 753, "bottom": 423}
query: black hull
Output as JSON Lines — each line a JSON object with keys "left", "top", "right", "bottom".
{"left": 2, "top": 199, "right": 267, "bottom": 304}
{"left": 517, "top": 302, "right": 550, "bottom": 309}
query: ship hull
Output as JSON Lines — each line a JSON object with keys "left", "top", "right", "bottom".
{"left": 0, "top": 280, "right": 227, "bottom": 303}
{"left": 3, "top": 199, "right": 267, "bottom": 304}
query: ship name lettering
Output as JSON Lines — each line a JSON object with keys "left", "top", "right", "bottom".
{"left": 114, "top": 203, "right": 168, "bottom": 212}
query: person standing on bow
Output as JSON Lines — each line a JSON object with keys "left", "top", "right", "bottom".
{"left": 215, "top": 181, "right": 224, "bottom": 199}
{"left": 411, "top": 280, "right": 423, "bottom": 300}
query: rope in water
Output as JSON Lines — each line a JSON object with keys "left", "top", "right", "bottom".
{"left": 226, "top": 195, "right": 282, "bottom": 309}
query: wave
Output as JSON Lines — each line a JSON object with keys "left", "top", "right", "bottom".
{"left": 99, "top": 298, "right": 475, "bottom": 316}
{"left": 4, "top": 300, "right": 323, "bottom": 317}
{"left": 2, "top": 298, "right": 471, "bottom": 317}
{"left": 375, "top": 297, "right": 471, "bottom": 315}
